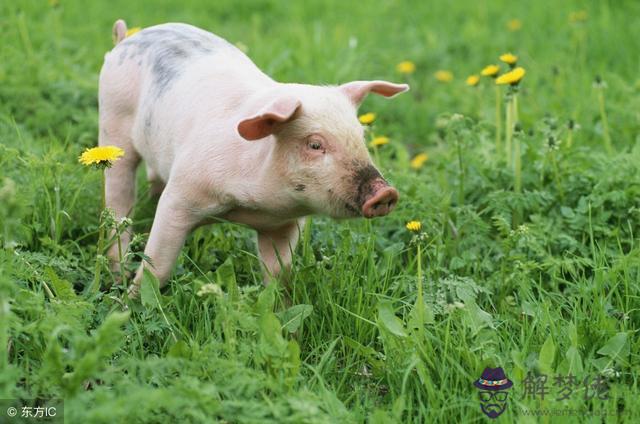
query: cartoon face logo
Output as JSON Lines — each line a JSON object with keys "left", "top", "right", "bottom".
{"left": 473, "top": 367, "right": 513, "bottom": 419}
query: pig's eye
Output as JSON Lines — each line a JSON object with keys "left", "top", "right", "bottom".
{"left": 306, "top": 136, "right": 326, "bottom": 154}
{"left": 308, "top": 140, "right": 323, "bottom": 151}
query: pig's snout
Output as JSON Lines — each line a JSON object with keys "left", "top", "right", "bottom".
{"left": 361, "top": 179, "right": 399, "bottom": 218}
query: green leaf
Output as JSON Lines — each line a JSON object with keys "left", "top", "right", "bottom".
{"left": 567, "top": 322, "right": 579, "bottom": 347}
{"left": 215, "top": 257, "right": 238, "bottom": 301}
{"left": 391, "top": 394, "right": 406, "bottom": 421}
{"left": 597, "top": 332, "right": 629, "bottom": 363}
{"left": 276, "top": 304, "right": 313, "bottom": 334}
{"left": 369, "top": 409, "right": 394, "bottom": 424}
{"left": 560, "top": 206, "right": 575, "bottom": 218}
{"left": 140, "top": 268, "right": 162, "bottom": 310}
{"left": 61, "top": 310, "right": 130, "bottom": 395}
{"left": 255, "top": 282, "right": 276, "bottom": 316}
{"left": 168, "top": 340, "right": 190, "bottom": 359}
{"left": 521, "top": 301, "right": 537, "bottom": 317}
{"left": 257, "top": 311, "right": 288, "bottom": 364}
{"left": 538, "top": 335, "right": 555, "bottom": 374}
{"left": 592, "top": 357, "right": 612, "bottom": 372}
{"left": 565, "top": 346, "right": 583, "bottom": 375}
{"left": 377, "top": 302, "right": 407, "bottom": 338}
{"left": 382, "top": 242, "right": 404, "bottom": 258}
{"left": 45, "top": 267, "right": 76, "bottom": 300}
{"left": 260, "top": 312, "right": 285, "bottom": 345}
{"left": 314, "top": 337, "right": 340, "bottom": 375}
{"left": 407, "top": 296, "right": 434, "bottom": 331}
{"left": 286, "top": 339, "right": 301, "bottom": 381}
{"left": 461, "top": 301, "right": 494, "bottom": 335}
{"left": 95, "top": 311, "right": 130, "bottom": 348}
{"left": 343, "top": 337, "right": 384, "bottom": 371}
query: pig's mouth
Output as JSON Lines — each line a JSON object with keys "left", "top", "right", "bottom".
{"left": 343, "top": 201, "right": 361, "bottom": 216}
{"left": 324, "top": 190, "right": 359, "bottom": 219}
{"left": 323, "top": 189, "right": 361, "bottom": 219}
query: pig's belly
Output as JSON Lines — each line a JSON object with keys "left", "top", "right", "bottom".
{"left": 219, "top": 207, "right": 303, "bottom": 231}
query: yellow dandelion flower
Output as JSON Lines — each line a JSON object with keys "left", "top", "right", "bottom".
{"left": 410, "top": 153, "right": 429, "bottom": 169}
{"left": 359, "top": 112, "right": 376, "bottom": 125}
{"left": 499, "top": 53, "right": 518, "bottom": 65}
{"left": 126, "top": 27, "right": 141, "bottom": 37}
{"left": 569, "top": 10, "right": 588, "bottom": 23}
{"left": 435, "top": 70, "right": 453, "bottom": 83}
{"left": 370, "top": 136, "right": 389, "bottom": 147}
{"left": 481, "top": 64, "right": 500, "bottom": 77}
{"left": 79, "top": 146, "right": 125, "bottom": 167}
{"left": 406, "top": 220, "right": 422, "bottom": 232}
{"left": 495, "top": 67, "right": 526, "bottom": 85}
{"left": 507, "top": 19, "right": 522, "bottom": 31}
{"left": 396, "top": 60, "right": 416, "bottom": 74}
{"left": 466, "top": 75, "right": 480, "bottom": 87}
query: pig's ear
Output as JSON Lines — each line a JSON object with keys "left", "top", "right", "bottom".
{"left": 237, "top": 96, "right": 302, "bottom": 141}
{"left": 340, "top": 80, "right": 410, "bottom": 106}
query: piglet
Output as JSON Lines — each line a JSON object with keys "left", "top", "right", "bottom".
{"left": 100, "top": 20, "right": 409, "bottom": 296}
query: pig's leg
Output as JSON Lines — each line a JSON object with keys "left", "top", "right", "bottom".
{"left": 101, "top": 116, "right": 141, "bottom": 272}
{"left": 257, "top": 218, "right": 304, "bottom": 282}
{"left": 128, "top": 187, "right": 198, "bottom": 297}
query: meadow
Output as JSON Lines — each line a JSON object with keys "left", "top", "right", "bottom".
{"left": 1, "top": 0, "right": 639, "bottom": 422}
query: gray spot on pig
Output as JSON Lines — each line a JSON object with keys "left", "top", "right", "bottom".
{"left": 352, "top": 164, "right": 382, "bottom": 208}
{"left": 118, "top": 47, "right": 129, "bottom": 65}
{"left": 115, "top": 24, "right": 230, "bottom": 97}
{"left": 144, "top": 110, "right": 153, "bottom": 139}
{"left": 152, "top": 46, "right": 187, "bottom": 96}
{"left": 294, "top": 184, "right": 306, "bottom": 192}
{"left": 353, "top": 164, "right": 381, "bottom": 183}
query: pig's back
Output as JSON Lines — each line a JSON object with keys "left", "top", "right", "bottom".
{"left": 110, "top": 23, "right": 259, "bottom": 97}
{"left": 100, "top": 23, "right": 271, "bottom": 181}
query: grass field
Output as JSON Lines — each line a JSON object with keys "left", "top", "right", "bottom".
{"left": 1, "top": 0, "right": 640, "bottom": 422}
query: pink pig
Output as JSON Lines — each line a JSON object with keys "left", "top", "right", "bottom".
{"left": 100, "top": 20, "right": 409, "bottom": 296}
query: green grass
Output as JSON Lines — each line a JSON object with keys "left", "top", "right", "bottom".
{"left": 1, "top": 0, "right": 640, "bottom": 422}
